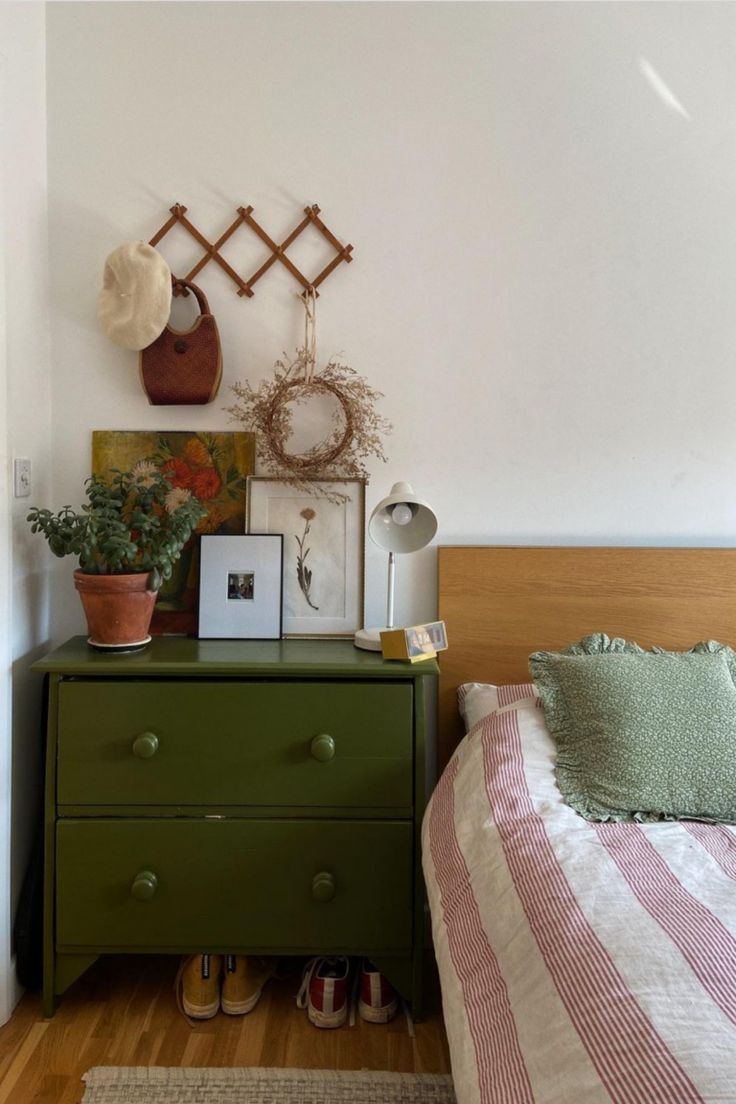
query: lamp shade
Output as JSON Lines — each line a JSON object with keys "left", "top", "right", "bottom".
{"left": 368, "top": 481, "right": 438, "bottom": 554}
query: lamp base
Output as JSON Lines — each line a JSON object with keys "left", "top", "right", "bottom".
{"left": 353, "top": 627, "right": 385, "bottom": 652}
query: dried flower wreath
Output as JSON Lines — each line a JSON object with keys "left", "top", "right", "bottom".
{"left": 228, "top": 295, "right": 391, "bottom": 504}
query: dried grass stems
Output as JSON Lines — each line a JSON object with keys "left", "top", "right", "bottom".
{"left": 228, "top": 347, "right": 391, "bottom": 504}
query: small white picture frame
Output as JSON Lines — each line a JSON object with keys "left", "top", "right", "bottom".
{"left": 198, "top": 534, "right": 283, "bottom": 639}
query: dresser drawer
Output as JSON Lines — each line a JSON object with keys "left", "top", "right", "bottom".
{"left": 56, "top": 818, "right": 412, "bottom": 952}
{"left": 57, "top": 680, "right": 413, "bottom": 809}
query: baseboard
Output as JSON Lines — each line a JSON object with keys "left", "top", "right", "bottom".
{"left": 0, "top": 954, "right": 24, "bottom": 1026}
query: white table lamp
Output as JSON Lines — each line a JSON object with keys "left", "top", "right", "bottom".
{"left": 354, "top": 481, "right": 438, "bottom": 651}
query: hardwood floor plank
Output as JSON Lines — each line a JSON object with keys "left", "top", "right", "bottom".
{"left": 0, "top": 1003, "right": 36, "bottom": 1085}
{"left": 29, "top": 1072, "right": 71, "bottom": 1104}
{"left": 0, "top": 1022, "right": 49, "bottom": 1104}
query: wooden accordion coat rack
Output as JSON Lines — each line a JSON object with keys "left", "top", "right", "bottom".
{"left": 149, "top": 203, "right": 354, "bottom": 299}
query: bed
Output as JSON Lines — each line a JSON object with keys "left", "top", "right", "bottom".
{"left": 423, "top": 547, "right": 736, "bottom": 1104}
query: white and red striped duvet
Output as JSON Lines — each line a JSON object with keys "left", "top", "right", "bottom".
{"left": 422, "top": 689, "right": 736, "bottom": 1104}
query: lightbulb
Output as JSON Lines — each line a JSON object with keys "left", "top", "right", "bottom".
{"left": 391, "top": 502, "right": 413, "bottom": 526}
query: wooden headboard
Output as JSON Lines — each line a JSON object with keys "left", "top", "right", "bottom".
{"left": 437, "top": 546, "right": 736, "bottom": 771}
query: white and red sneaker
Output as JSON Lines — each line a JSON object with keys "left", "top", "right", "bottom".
{"left": 358, "top": 959, "right": 399, "bottom": 1023}
{"left": 296, "top": 956, "right": 350, "bottom": 1028}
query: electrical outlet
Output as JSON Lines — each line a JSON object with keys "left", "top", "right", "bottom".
{"left": 14, "top": 458, "right": 31, "bottom": 498}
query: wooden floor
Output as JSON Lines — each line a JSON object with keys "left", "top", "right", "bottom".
{"left": 0, "top": 956, "right": 451, "bottom": 1104}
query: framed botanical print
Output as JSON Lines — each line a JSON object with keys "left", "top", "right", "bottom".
{"left": 247, "top": 478, "right": 365, "bottom": 638}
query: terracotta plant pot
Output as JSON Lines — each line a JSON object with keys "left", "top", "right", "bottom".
{"left": 74, "top": 570, "right": 158, "bottom": 648}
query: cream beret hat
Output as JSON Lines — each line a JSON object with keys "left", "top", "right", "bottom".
{"left": 97, "top": 242, "right": 172, "bottom": 351}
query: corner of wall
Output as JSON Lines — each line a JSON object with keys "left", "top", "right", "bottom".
{"left": 0, "top": 0, "right": 52, "bottom": 1025}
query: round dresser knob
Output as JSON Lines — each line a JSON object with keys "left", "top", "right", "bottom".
{"left": 310, "top": 734, "right": 335, "bottom": 762}
{"left": 311, "top": 871, "right": 336, "bottom": 902}
{"left": 130, "top": 870, "right": 158, "bottom": 901}
{"left": 132, "top": 732, "right": 159, "bottom": 759}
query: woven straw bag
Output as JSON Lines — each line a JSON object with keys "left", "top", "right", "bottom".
{"left": 139, "top": 279, "right": 222, "bottom": 405}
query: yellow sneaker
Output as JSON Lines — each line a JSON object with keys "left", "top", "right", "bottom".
{"left": 221, "top": 954, "right": 276, "bottom": 1015}
{"left": 175, "top": 953, "right": 222, "bottom": 1020}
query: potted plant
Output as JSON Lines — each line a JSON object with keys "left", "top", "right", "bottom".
{"left": 27, "top": 467, "right": 207, "bottom": 649}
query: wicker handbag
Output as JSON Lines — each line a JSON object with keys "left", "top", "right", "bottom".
{"left": 139, "top": 279, "right": 222, "bottom": 405}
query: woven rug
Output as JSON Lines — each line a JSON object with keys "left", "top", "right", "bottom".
{"left": 81, "top": 1067, "right": 457, "bottom": 1103}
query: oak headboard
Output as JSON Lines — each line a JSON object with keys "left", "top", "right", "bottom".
{"left": 437, "top": 546, "right": 736, "bottom": 772}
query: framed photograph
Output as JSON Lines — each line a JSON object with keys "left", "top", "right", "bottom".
{"left": 198, "top": 534, "right": 283, "bottom": 639}
{"left": 247, "top": 478, "right": 365, "bottom": 638}
{"left": 92, "top": 430, "right": 255, "bottom": 635}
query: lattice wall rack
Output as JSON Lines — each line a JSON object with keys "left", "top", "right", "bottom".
{"left": 149, "top": 203, "right": 353, "bottom": 299}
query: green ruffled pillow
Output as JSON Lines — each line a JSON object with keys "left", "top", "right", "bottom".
{"left": 529, "top": 634, "right": 736, "bottom": 823}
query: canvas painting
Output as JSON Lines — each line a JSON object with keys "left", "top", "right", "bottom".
{"left": 92, "top": 430, "right": 256, "bottom": 634}
{"left": 247, "top": 478, "right": 364, "bottom": 637}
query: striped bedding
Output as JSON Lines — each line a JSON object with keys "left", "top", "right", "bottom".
{"left": 422, "top": 687, "right": 736, "bottom": 1104}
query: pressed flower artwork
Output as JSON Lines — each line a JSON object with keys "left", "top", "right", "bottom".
{"left": 248, "top": 478, "right": 365, "bottom": 637}
{"left": 296, "top": 507, "right": 319, "bottom": 611}
{"left": 272, "top": 497, "right": 346, "bottom": 621}
{"left": 92, "top": 430, "right": 255, "bottom": 634}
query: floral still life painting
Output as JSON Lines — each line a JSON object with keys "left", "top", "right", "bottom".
{"left": 92, "top": 430, "right": 255, "bottom": 634}
{"left": 248, "top": 478, "right": 364, "bottom": 637}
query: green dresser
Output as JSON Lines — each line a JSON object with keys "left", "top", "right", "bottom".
{"left": 35, "top": 637, "right": 438, "bottom": 1017}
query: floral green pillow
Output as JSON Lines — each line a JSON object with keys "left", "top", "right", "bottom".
{"left": 529, "top": 634, "right": 736, "bottom": 823}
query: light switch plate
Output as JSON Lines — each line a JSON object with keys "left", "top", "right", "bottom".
{"left": 14, "top": 458, "right": 31, "bottom": 498}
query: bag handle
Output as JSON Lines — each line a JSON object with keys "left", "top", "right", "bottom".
{"left": 171, "top": 278, "right": 211, "bottom": 316}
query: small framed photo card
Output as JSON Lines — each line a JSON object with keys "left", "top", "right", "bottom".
{"left": 247, "top": 478, "right": 365, "bottom": 638}
{"left": 198, "top": 534, "right": 283, "bottom": 639}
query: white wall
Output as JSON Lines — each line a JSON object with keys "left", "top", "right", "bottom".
{"left": 0, "top": 33, "right": 10, "bottom": 1028}
{"left": 45, "top": 0, "right": 736, "bottom": 639}
{"left": 0, "top": 1, "right": 52, "bottom": 1022}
